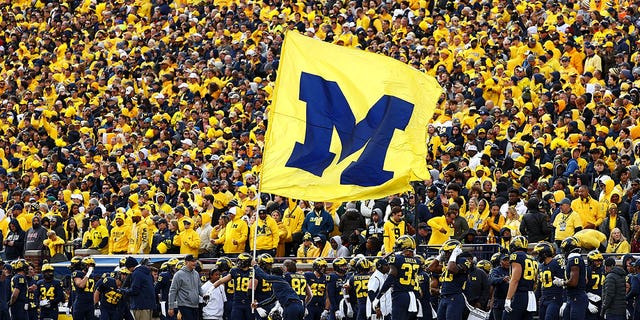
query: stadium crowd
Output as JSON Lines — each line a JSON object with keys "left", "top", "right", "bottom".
{"left": 2, "top": 0, "right": 640, "bottom": 319}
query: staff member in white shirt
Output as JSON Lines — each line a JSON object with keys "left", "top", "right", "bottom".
{"left": 368, "top": 258, "right": 392, "bottom": 320}
{"left": 201, "top": 265, "right": 226, "bottom": 320}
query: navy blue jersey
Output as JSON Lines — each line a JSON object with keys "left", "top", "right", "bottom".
{"left": 488, "top": 267, "right": 510, "bottom": 300}
{"left": 439, "top": 256, "right": 470, "bottom": 295}
{"left": 510, "top": 252, "right": 538, "bottom": 292}
{"left": 255, "top": 272, "right": 273, "bottom": 302}
{"left": 417, "top": 270, "right": 430, "bottom": 300}
{"left": 26, "top": 276, "right": 37, "bottom": 309}
{"left": 96, "top": 277, "right": 124, "bottom": 309}
{"left": 326, "top": 273, "right": 346, "bottom": 308}
{"left": 304, "top": 271, "right": 327, "bottom": 303}
{"left": 565, "top": 254, "right": 587, "bottom": 296}
{"left": 221, "top": 271, "right": 235, "bottom": 302}
{"left": 254, "top": 266, "right": 302, "bottom": 306}
{"left": 10, "top": 274, "right": 28, "bottom": 304}
{"left": 388, "top": 254, "right": 421, "bottom": 293}
{"left": 36, "top": 279, "right": 65, "bottom": 309}
{"left": 72, "top": 271, "right": 96, "bottom": 306}
{"left": 229, "top": 267, "right": 253, "bottom": 303}
{"left": 348, "top": 274, "right": 370, "bottom": 304}
{"left": 155, "top": 271, "right": 173, "bottom": 301}
{"left": 586, "top": 265, "right": 605, "bottom": 295}
{"left": 539, "top": 258, "right": 564, "bottom": 299}
{"left": 285, "top": 272, "right": 308, "bottom": 300}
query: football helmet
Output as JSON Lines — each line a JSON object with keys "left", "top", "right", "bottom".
{"left": 560, "top": 237, "right": 581, "bottom": 256}
{"left": 333, "top": 257, "right": 348, "bottom": 274}
{"left": 509, "top": 236, "right": 528, "bottom": 253}
{"left": 237, "top": 253, "right": 253, "bottom": 269}
{"left": 533, "top": 242, "right": 555, "bottom": 263}
{"left": 394, "top": 235, "right": 416, "bottom": 252}
{"left": 312, "top": 257, "right": 328, "bottom": 274}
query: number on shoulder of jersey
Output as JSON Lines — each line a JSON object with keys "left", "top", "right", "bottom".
{"left": 313, "top": 257, "right": 328, "bottom": 273}
{"left": 476, "top": 260, "right": 491, "bottom": 273}
{"left": 237, "top": 253, "right": 253, "bottom": 268}
{"left": 333, "top": 257, "right": 348, "bottom": 273}
{"left": 509, "top": 235, "right": 528, "bottom": 253}
{"left": 533, "top": 241, "right": 555, "bottom": 263}
{"left": 587, "top": 250, "right": 603, "bottom": 264}
{"left": 560, "top": 237, "right": 580, "bottom": 256}
{"left": 394, "top": 235, "right": 416, "bottom": 252}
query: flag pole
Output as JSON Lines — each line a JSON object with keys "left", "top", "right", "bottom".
{"left": 251, "top": 191, "right": 261, "bottom": 313}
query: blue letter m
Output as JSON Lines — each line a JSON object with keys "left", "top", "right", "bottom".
{"left": 285, "top": 72, "right": 414, "bottom": 187}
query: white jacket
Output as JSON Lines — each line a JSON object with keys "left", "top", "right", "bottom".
{"left": 368, "top": 270, "right": 392, "bottom": 316}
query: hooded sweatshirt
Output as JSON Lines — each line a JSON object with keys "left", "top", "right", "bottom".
{"left": 5, "top": 219, "right": 25, "bottom": 260}
{"left": 25, "top": 217, "right": 48, "bottom": 251}
{"left": 168, "top": 266, "right": 203, "bottom": 309}
{"left": 327, "top": 236, "right": 350, "bottom": 258}
{"left": 126, "top": 265, "right": 156, "bottom": 310}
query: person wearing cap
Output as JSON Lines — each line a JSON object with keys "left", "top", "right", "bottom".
{"left": 367, "top": 208, "right": 385, "bottom": 238}
{"left": 82, "top": 215, "right": 109, "bottom": 254}
{"left": 553, "top": 198, "right": 583, "bottom": 246}
{"left": 297, "top": 232, "right": 320, "bottom": 263}
{"left": 212, "top": 207, "right": 248, "bottom": 258}
{"left": 249, "top": 205, "right": 279, "bottom": 256}
{"left": 601, "top": 257, "right": 627, "bottom": 319}
{"left": 173, "top": 217, "right": 201, "bottom": 258}
{"left": 121, "top": 256, "right": 156, "bottom": 320}
{"left": 109, "top": 213, "right": 132, "bottom": 254}
{"left": 129, "top": 208, "right": 151, "bottom": 254}
{"left": 168, "top": 255, "right": 206, "bottom": 320}
{"left": 301, "top": 202, "right": 334, "bottom": 239}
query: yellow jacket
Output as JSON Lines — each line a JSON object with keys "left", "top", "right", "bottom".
{"left": 283, "top": 202, "right": 304, "bottom": 237}
{"left": 43, "top": 236, "right": 65, "bottom": 256}
{"left": 574, "top": 229, "right": 607, "bottom": 250}
{"left": 571, "top": 196, "right": 603, "bottom": 228}
{"left": 276, "top": 221, "right": 290, "bottom": 257}
{"left": 383, "top": 220, "right": 405, "bottom": 253}
{"left": 174, "top": 228, "right": 201, "bottom": 257}
{"left": 606, "top": 240, "right": 631, "bottom": 254}
{"left": 214, "top": 216, "right": 248, "bottom": 254}
{"left": 296, "top": 244, "right": 320, "bottom": 263}
{"left": 128, "top": 221, "right": 151, "bottom": 254}
{"left": 249, "top": 216, "right": 280, "bottom": 251}
{"left": 82, "top": 225, "right": 109, "bottom": 254}
{"left": 427, "top": 216, "right": 453, "bottom": 245}
{"left": 109, "top": 224, "right": 131, "bottom": 254}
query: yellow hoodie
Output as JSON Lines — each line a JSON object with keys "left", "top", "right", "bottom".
{"left": 214, "top": 213, "right": 248, "bottom": 254}
{"left": 249, "top": 216, "right": 279, "bottom": 251}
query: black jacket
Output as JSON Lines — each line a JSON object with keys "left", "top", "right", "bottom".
{"left": 602, "top": 266, "right": 627, "bottom": 316}
{"left": 519, "top": 210, "right": 552, "bottom": 242}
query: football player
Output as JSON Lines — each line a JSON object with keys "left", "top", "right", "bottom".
{"left": 554, "top": 237, "right": 588, "bottom": 320}
{"left": 35, "top": 264, "right": 65, "bottom": 320}
{"left": 214, "top": 253, "right": 257, "bottom": 320}
{"left": 533, "top": 242, "right": 563, "bottom": 320}
{"left": 72, "top": 257, "right": 97, "bottom": 320}
{"left": 585, "top": 250, "right": 604, "bottom": 318}
{"left": 504, "top": 236, "right": 537, "bottom": 320}
{"left": 304, "top": 258, "right": 330, "bottom": 320}
{"left": 428, "top": 239, "right": 469, "bottom": 320}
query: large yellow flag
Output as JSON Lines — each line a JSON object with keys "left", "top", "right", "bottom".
{"left": 261, "top": 32, "right": 442, "bottom": 202}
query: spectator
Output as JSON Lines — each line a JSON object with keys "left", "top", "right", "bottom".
{"left": 122, "top": 257, "right": 156, "bottom": 320}
{"left": 366, "top": 209, "right": 384, "bottom": 238}
{"left": 519, "top": 198, "right": 552, "bottom": 242}
{"left": 82, "top": 216, "right": 109, "bottom": 254}
{"left": 297, "top": 233, "right": 320, "bottom": 263}
{"left": 5, "top": 219, "right": 25, "bottom": 260}
{"left": 553, "top": 198, "right": 583, "bottom": 246}
{"left": 43, "top": 231, "right": 66, "bottom": 262}
{"left": 151, "top": 218, "right": 171, "bottom": 254}
{"left": 600, "top": 203, "right": 630, "bottom": 240}
{"left": 24, "top": 216, "right": 48, "bottom": 252}
{"left": 173, "top": 218, "right": 201, "bottom": 257}
{"left": 451, "top": 203, "right": 469, "bottom": 240}
{"left": 301, "top": 202, "right": 334, "bottom": 238}
{"left": 212, "top": 207, "right": 248, "bottom": 258}
{"left": 195, "top": 216, "right": 213, "bottom": 257}
{"left": 606, "top": 228, "right": 631, "bottom": 254}
{"left": 338, "top": 203, "right": 366, "bottom": 240}
{"left": 503, "top": 207, "right": 521, "bottom": 236}
{"left": 327, "top": 236, "right": 349, "bottom": 258}
{"left": 572, "top": 185, "right": 604, "bottom": 229}
{"left": 168, "top": 255, "right": 205, "bottom": 320}
{"left": 427, "top": 207, "right": 455, "bottom": 245}
{"left": 382, "top": 206, "right": 406, "bottom": 253}
{"left": 249, "top": 205, "right": 279, "bottom": 256}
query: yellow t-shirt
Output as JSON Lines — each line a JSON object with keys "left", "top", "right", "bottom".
{"left": 553, "top": 211, "right": 583, "bottom": 241}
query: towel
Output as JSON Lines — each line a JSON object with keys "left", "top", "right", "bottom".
{"left": 408, "top": 292, "right": 418, "bottom": 312}
{"left": 527, "top": 291, "right": 537, "bottom": 312}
